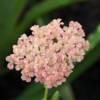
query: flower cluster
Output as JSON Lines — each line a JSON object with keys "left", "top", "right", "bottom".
{"left": 6, "top": 19, "right": 89, "bottom": 88}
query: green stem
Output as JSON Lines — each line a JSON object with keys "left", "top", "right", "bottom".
{"left": 42, "top": 86, "right": 48, "bottom": 100}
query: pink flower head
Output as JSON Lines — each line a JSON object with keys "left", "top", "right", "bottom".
{"left": 6, "top": 19, "right": 89, "bottom": 88}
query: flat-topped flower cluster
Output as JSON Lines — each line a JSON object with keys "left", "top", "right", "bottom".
{"left": 6, "top": 19, "right": 89, "bottom": 88}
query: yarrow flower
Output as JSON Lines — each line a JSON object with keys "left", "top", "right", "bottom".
{"left": 6, "top": 19, "right": 89, "bottom": 88}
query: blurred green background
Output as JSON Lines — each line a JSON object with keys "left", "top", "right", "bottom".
{"left": 0, "top": 0, "right": 100, "bottom": 100}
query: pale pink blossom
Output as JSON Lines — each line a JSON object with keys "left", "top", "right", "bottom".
{"left": 6, "top": 19, "right": 89, "bottom": 88}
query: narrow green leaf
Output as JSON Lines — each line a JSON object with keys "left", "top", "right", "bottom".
{"left": 0, "top": 0, "right": 28, "bottom": 38}
{"left": 88, "top": 25, "right": 100, "bottom": 49}
{"left": 50, "top": 91, "right": 59, "bottom": 100}
{"left": 0, "top": 0, "right": 28, "bottom": 58}
{"left": 18, "top": 0, "right": 83, "bottom": 33}
{"left": 58, "top": 84, "right": 75, "bottom": 100}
